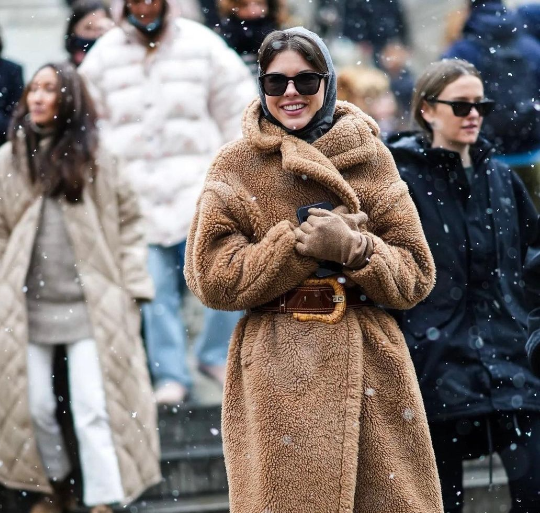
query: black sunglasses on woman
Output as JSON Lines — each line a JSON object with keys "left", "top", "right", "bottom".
{"left": 427, "top": 97, "right": 496, "bottom": 117}
{"left": 259, "top": 72, "right": 328, "bottom": 96}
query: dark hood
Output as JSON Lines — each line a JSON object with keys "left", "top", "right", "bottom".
{"left": 463, "top": 3, "right": 522, "bottom": 44}
{"left": 258, "top": 27, "right": 337, "bottom": 144}
{"left": 518, "top": 4, "right": 540, "bottom": 41}
{"left": 387, "top": 131, "right": 495, "bottom": 169}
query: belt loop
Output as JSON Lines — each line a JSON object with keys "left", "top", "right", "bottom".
{"left": 279, "top": 293, "right": 287, "bottom": 314}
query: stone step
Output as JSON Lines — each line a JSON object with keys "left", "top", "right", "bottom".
{"left": 157, "top": 404, "right": 223, "bottom": 450}
{"left": 68, "top": 494, "right": 230, "bottom": 513}
{"left": 115, "top": 494, "right": 229, "bottom": 513}
{"left": 462, "top": 456, "right": 510, "bottom": 513}
{"left": 143, "top": 404, "right": 227, "bottom": 499}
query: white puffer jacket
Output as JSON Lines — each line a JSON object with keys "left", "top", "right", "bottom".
{"left": 79, "top": 10, "right": 256, "bottom": 246}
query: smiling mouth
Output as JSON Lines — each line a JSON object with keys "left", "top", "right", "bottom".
{"left": 282, "top": 104, "right": 306, "bottom": 112}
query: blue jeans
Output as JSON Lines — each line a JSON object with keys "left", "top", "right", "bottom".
{"left": 142, "top": 241, "right": 242, "bottom": 389}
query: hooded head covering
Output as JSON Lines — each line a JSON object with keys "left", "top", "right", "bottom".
{"left": 257, "top": 27, "right": 337, "bottom": 143}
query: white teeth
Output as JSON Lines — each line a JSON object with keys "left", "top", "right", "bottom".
{"left": 283, "top": 104, "right": 304, "bottom": 111}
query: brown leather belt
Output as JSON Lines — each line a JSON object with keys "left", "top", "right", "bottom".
{"left": 252, "top": 277, "right": 375, "bottom": 325}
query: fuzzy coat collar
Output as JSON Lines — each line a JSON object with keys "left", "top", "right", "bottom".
{"left": 242, "top": 99, "right": 380, "bottom": 213}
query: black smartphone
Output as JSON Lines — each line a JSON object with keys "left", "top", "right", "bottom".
{"left": 296, "top": 201, "right": 333, "bottom": 224}
{"left": 296, "top": 201, "right": 341, "bottom": 277}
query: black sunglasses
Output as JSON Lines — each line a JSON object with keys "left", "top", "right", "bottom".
{"left": 427, "top": 97, "right": 495, "bottom": 117}
{"left": 259, "top": 72, "right": 328, "bottom": 96}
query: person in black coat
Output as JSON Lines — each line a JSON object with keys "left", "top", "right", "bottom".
{"left": 442, "top": 1, "right": 540, "bottom": 211}
{"left": 387, "top": 59, "right": 540, "bottom": 513}
{"left": 0, "top": 29, "right": 23, "bottom": 146}
{"left": 215, "top": 0, "right": 283, "bottom": 77}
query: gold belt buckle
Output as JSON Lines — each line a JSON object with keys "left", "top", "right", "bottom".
{"left": 293, "top": 276, "right": 347, "bottom": 325}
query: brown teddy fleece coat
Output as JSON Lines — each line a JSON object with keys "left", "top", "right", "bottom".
{"left": 0, "top": 134, "right": 160, "bottom": 504}
{"left": 185, "top": 100, "right": 443, "bottom": 513}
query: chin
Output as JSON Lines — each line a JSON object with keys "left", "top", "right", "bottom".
{"left": 279, "top": 117, "right": 310, "bottom": 131}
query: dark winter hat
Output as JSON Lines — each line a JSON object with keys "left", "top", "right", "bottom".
{"left": 258, "top": 27, "right": 337, "bottom": 144}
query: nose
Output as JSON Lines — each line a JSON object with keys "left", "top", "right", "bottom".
{"left": 468, "top": 106, "right": 481, "bottom": 118}
{"left": 284, "top": 80, "right": 298, "bottom": 96}
{"left": 31, "top": 89, "right": 44, "bottom": 103}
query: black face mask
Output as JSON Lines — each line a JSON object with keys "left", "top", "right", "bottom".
{"left": 127, "top": 13, "right": 164, "bottom": 37}
{"left": 67, "top": 35, "right": 98, "bottom": 54}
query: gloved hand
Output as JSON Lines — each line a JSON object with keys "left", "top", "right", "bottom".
{"left": 331, "top": 205, "right": 369, "bottom": 232}
{"left": 294, "top": 206, "right": 373, "bottom": 269}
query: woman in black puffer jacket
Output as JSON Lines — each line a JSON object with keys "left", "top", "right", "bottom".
{"left": 387, "top": 58, "right": 540, "bottom": 513}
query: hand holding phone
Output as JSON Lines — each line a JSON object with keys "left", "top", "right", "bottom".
{"left": 296, "top": 201, "right": 341, "bottom": 277}
{"left": 296, "top": 201, "right": 333, "bottom": 224}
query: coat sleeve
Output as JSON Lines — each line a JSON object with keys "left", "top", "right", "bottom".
{"left": 112, "top": 155, "right": 154, "bottom": 301}
{"left": 206, "top": 32, "right": 257, "bottom": 143}
{"left": 524, "top": 244, "right": 540, "bottom": 376}
{"left": 517, "top": 168, "right": 540, "bottom": 376}
{"left": 0, "top": 145, "right": 12, "bottom": 262}
{"left": 343, "top": 139, "right": 436, "bottom": 310}
{"left": 184, "top": 177, "right": 318, "bottom": 311}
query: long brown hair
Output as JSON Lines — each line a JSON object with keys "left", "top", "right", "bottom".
{"left": 411, "top": 59, "right": 481, "bottom": 137}
{"left": 10, "top": 61, "right": 98, "bottom": 203}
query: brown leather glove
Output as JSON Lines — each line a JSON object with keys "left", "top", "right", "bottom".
{"left": 294, "top": 207, "right": 373, "bottom": 269}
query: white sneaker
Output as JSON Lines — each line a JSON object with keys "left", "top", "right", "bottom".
{"left": 154, "top": 382, "right": 188, "bottom": 405}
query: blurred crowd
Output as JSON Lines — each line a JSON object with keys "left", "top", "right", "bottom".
{"left": 0, "top": 0, "right": 540, "bottom": 511}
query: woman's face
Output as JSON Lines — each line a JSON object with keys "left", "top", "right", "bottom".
{"left": 264, "top": 50, "right": 325, "bottom": 132}
{"left": 73, "top": 9, "right": 112, "bottom": 39}
{"left": 235, "top": 0, "right": 268, "bottom": 19}
{"left": 421, "top": 75, "right": 485, "bottom": 152}
{"left": 126, "top": 0, "right": 163, "bottom": 25}
{"left": 27, "top": 67, "right": 59, "bottom": 128}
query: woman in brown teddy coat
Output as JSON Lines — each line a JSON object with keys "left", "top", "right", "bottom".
{"left": 185, "top": 27, "right": 444, "bottom": 513}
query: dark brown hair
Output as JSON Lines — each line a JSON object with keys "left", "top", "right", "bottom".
{"left": 65, "top": 0, "right": 110, "bottom": 54}
{"left": 258, "top": 30, "right": 327, "bottom": 75}
{"left": 411, "top": 59, "right": 482, "bottom": 136}
{"left": 10, "top": 62, "right": 98, "bottom": 203}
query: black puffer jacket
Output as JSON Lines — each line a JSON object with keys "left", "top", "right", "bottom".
{"left": 387, "top": 132, "right": 540, "bottom": 422}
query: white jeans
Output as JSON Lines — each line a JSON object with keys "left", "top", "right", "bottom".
{"left": 27, "top": 339, "right": 124, "bottom": 506}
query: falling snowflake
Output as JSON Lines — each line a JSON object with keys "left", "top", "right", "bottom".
{"left": 403, "top": 408, "right": 414, "bottom": 422}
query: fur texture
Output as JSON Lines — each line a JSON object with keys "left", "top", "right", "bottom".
{"left": 185, "top": 99, "right": 443, "bottom": 512}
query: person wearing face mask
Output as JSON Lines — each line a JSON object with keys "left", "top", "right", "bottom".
{"left": 185, "top": 28, "right": 443, "bottom": 513}
{"left": 79, "top": 0, "right": 256, "bottom": 405}
{"left": 65, "top": 0, "right": 114, "bottom": 67}
{"left": 0, "top": 62, "right": 159, "bottom": 513}
{"left": 216, "top": 0, "right": 287, "bottom": 77}
{"left": 387, "top": 59, "right": 540, "bottom": 513}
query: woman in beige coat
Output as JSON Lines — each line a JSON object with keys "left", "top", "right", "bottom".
{"left": 0, "top": 62, "right": 160, "bottom": 512}
{"left": 185, "top": 28, "right": 444, "bottom": 513}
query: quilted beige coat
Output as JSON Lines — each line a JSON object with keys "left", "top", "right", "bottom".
{"left": 0, "top": 134, "right": 160, "bottom": 503}
{"left": 185, "top": 100, "right": 444, "bottom": 513}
